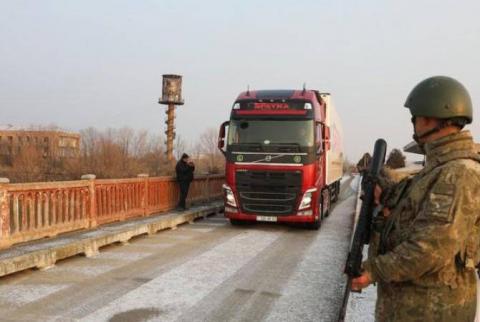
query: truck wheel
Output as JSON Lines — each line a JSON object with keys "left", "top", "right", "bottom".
{"left": 305, "top": 202, "right": 322, "bottom": 230}
{"left": 305, "top": 218, "right": 321, "bottom": 230}
{"left": 322, "top": 192, "right": 331, "bottom": 218}
{"left": 334, "top": 181, "right": 341, "bottom": 202}
{"left": 331, "top": 186, "right": 338, "bottom": 203}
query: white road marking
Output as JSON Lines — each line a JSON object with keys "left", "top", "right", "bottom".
{"left": 120, "top": 241, "right": 176, "bottom": 250}
{"left": 79, "top": 230, "right": 281, "bottom": 322}
{"left": 163, "top": 234, "right": 194, "bottom": 241}
{"left": 95, "top": 251, "right": 153, "bottom": 261}
{"left": 54, "top": 264, "right": 117, "bottom": 277}
{"left": 0, "top": 284, "right": 70, "bottom": 307}
{"left": 181, "top": 227, "right": 216, "bottom": 233}
{"left": 194, "top": 222, "right": 227, "bottom": 226}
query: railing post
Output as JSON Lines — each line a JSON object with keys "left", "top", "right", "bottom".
{"left": 138, "top": 174, "right": 149, "bottom": 216}
{"left": 0, "top": 178, "right": 10, "bottom": 246}
{"left": 206, "top": 175, "right": 210, "bottom": 203}
{"left": 81, "top": 174, "right": 97, "bottom": 228}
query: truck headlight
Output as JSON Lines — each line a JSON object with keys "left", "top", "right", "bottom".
{"left": 222, "top": 184, "right": 237, "bottom": 207}
{"left": 299, "top": 188, "right": 317, "bottom": 210}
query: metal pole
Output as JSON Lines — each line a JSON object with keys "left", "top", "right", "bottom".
{"left": 166, "top": 103, "right": 175, "bottom": 161}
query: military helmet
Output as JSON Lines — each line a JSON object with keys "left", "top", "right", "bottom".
{"left": 404, "top": 76, "right": 473, "bottom": 124}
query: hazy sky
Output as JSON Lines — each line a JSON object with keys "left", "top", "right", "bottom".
{"left": 1, "top": 0, "right": 479, "bottom": 161}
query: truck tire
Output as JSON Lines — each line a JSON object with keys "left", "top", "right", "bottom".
{"left": 305, "top": 198, "right": 324, "bottom": 230}
{"left": 323, "top": 191, "right": 331, "bottom": 218}
{"left": 331, "top": 181, "right": 340, "bottom": 203}
{"left": 305, "top": 218, "right": 321, "bottom": 230}
{"left": 331, "top": 184, "right": 337, "bottom": 203}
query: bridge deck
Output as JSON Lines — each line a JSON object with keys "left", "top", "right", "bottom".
{"left": 0, "top": 203, "right": 223, "bottom": 277}
{"left": 0, "top": 178, "right": 362, "bottom": 322}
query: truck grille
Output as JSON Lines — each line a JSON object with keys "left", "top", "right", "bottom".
{"left": 236, "top": 170, "right": 302, "bottom": 215}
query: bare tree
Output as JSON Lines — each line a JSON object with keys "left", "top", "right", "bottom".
{"left": 386, "top": 148, "right": 406, "bottom": 169}
{"left": 343, "top": 157, "right": 354, "bottom": 174}
{"left": 196, "top": 128, "right": 225, "bottom": 174}
{"left": 2, "top": 126, "right": 193, "bottom": 182}
{"left": 11, "top": 145, "right": 46, "bottom": 182}
{"left": 174, "top": 135, "right": 189, "bottom": 161}
{"left": 132, "top": 130, "right": 149, "bottom": 157}
{"left": 356, "top": 153, "right": 372, "bottom": 174}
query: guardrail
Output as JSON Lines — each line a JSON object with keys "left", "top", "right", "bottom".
{"left": 0, "top": 174, "right": 224, "bottom": 249}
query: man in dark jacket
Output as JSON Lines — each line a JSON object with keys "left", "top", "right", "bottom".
{"left": 175, "top": 153, "right": 195, "bottom": 210}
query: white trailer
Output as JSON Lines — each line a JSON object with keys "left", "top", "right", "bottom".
{"left": 319, "top": 93, "right": 344, "bottom": 186}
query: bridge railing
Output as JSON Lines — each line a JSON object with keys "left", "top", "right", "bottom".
{"left": 0, "top": 174, "right": 224, "bottom": 249}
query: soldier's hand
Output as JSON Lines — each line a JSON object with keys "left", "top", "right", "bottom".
{"left": 374, "top": 184, "right": 382, "bottom": 205}
{"left": 383, "top": 207, "right": 391, "bottom": 217}
{"left": 351, "top": 271, "right": 372, "bottom": 291}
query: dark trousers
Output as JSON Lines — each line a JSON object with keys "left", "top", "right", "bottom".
{"left": 178, "top": 181, "right": 191, "bottom": 209}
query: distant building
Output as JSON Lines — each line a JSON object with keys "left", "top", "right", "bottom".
{"left": 0, "top": 125, "right": 80, "bottom": 162}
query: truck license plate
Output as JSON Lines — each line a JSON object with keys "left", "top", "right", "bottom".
{"left": 257, "top": 216, "right": 277, "bottom": 222}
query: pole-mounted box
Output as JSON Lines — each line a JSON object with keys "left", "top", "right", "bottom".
{"left": 159, "top": 74, "right": 184, "bottom": 105}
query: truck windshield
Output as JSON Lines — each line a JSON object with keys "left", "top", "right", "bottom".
{"left": 227, "top": 120, "right": 314, "bottom": 148}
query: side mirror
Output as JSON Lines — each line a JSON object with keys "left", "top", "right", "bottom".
{"left": 218, "top": 121, "right": 229, "bottom": 155}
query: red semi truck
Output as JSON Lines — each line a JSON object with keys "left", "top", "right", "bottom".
{"left": 218, "top": 89, "right": 344, "bottom": 229}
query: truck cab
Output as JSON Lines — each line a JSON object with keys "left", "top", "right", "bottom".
{"left": 218, "top": 89, "right": 343, "bottom": 229}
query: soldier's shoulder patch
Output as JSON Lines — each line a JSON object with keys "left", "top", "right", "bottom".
{"left": 424, "top": 184, "right": 456, "bottom": 222}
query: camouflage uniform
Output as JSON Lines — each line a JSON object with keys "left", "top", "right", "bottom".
{"left": 368, "top": 170, "right": 396, "bottom": 260}
{"left": 364, "top": 131, "right": 480, "bottom": 322}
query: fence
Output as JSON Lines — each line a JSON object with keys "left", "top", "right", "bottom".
{"left": 0, "top": 174, "right": 224, "bottom": 249}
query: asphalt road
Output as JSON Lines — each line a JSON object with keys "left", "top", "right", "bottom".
{"left": 0, "top": 176, "right": 359, "bottom": 322}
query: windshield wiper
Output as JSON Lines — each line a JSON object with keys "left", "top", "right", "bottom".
{"left": 268, "top": 142, "right": 301, "bottom": 152}
{"left": 233, "top": 142, "right": 263, "bottom": 152}
{"left": 271, "top": 143, "right": 301, "bottom": 146}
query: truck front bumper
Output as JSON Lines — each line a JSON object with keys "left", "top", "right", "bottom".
{"left": 224, "top": 210, "right": 317, "bottom": 223}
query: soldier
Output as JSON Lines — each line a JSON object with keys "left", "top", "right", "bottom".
{"left": 175, "top": 153, "right": 195, "bottom": 210}
{"left": 352, "top": 76, "right": 480, "bottom": 321}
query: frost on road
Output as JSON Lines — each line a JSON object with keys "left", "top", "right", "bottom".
{"left": 0, "top": 176, "right": 367, "bottom": 322}
{"left": 344, "top": 246, "right": 376, "bottom": 322}
{"left": 343, "top": 175, "right": 377, "bottom": 322}
{"left": 264, "top": 177, "right": 359, "bottom": 322}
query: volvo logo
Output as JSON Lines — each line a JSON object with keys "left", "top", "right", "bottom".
{"left": 236, "top": 154, "right": 244, "bottom": 162}
{"left": 265, "top": 155, "right": 272, "bottom": 162}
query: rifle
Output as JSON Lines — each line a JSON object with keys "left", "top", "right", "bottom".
{"left": 338, "top": 138, "right": 387, "bottom": 322}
